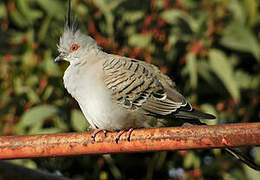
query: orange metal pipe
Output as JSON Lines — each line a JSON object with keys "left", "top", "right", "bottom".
{"left": 0, "top": 123, "right": 259, "bottom": 159}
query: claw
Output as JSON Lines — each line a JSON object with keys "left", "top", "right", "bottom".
{"left": 115, "top": 128, "right": 134, "bottom": 143}
{"left": 115, "top": 129, "right": 125, "bottom": 144}
{"left": 126, "top": 128, "right": 134, "bottom": 141}
{"left": 91, "top": 129, "right": 107, "bottom": 142}
{"left": 103, "top": 130, "right": 107, "bottom": 137}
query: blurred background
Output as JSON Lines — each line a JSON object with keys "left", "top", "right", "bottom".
{"left": 0, "top": 0, "right": 260, "bottom": 179}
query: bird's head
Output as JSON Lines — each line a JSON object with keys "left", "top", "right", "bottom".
{"left": 55, "top": 0, "right": 100, "bottom": 64}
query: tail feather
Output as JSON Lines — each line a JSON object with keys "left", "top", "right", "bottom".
{"left": 226, "top": 148, "right": 260, "bottom": 171}
{"left": 175, "top": 109, "right": 216, "bottom": 120}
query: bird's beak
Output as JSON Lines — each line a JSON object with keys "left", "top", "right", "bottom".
{"left": 54, "top": 55, "right": 64, "bottom": 62}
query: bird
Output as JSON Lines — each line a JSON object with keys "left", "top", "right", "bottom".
{"left": 55, "top": 0, "right": 259, "bottom": 171}
{"left": 55, "top": 0, "right": 215, "bottom": 140}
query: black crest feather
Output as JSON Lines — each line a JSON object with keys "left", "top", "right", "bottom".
{"left": 65, "top": 0, "right": 79, "bottom": 33}
{"left": 66, "top": 0, "right": 71, "bottom": 29}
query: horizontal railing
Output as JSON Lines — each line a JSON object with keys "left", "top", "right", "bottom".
{"left": 0, "top": 123, "right": 259, "bottom": 159}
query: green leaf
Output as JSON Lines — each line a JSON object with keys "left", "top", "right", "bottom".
{"left": 197, "top": 60, "right": 216, "bottom": 88}
{"left": 7, "top": 159, "right": 37, "bottom": 170}
{"left": 128, "top": 33, "right": 152, "bottom": 48}
{"left": 71, "top": 110, "right": 89, "bottom": 132}
{"left": 42, "top": 86, "right": 54, "bottom": 100}
{"left": 27, "top": 89, "right": 40, "bottom": 103}
{"left": 41, "top": 50, "right": 62, "bottom": 77}
{"left": 75, "top": 3, "right": 89, "bottom": 17}
{"left": 94, "top": 0, "right": 125, "bottom": 36}
{"left": 161, "top": 9, "right": 184, "bottom": 24}
{"left": 9, "top": 32, "right": 26, "bottom": 45}
{"left": 9, "top": 5, "right": 28, "bottom": 28}
{"left": 220, "top": 21, "right": 260, "bottom": 61}
{"left": 181, "top": 0, "right": 197, "bottom": 8}
{"left": 38, "top": 16, "right": 51, "bottom": 42}
{"left": 14, "top": 105, "right": 59, "bottom": 135}
{"left": 53, "top": 116, "right": 68, "bottom": 132}
{"left": 14, "top": 77, "right": 25, "bottom": 95}
{"left": 121, "top": 11, "right": 144, "bottom": 23}
{"left": 209, "top": 49, "right": 240, "bottom": 102}
{"left": 184, "top": 151, "right": 195, "bottom": 168}
{"left": 16, "top": 0, "right": 42, "bottom": 22}
{"left": 244, "top": 0, "right": 258, "bottom": 26}
{"left": 33, "top": 127, "right": 64, "bottom": 134}
{"left": 36, "top": 0, "right": 64, "bottom": 20}
{"left": 153, "top": 0, "right": 164, "bottom": 9}
{"left": 244, "top": 158, "right": 260, "bottom": 180}
{"left": 255, "top": 147, "right": 260, "bottom": 162}
{"left": 160, "top": 9, "right": 199, "bottom": 32}
{"left": 21, "top": 50, "right": 36, "bottom": 68}
{"left": 95, "top": 0, "right": 125, "bottom": 12}
{"left": 228, "top": 0, "right": 246, "bottom": 23}
{"left": 186, "top": 52, "right": 198, "bottom": 89}
{"left": 25, "top": 76, "right": 39, "bottom": 87}
{"left": 168, "top": 34, "right": 178, "bottom": 47}
{"left": 0, "top": 3, "right": 7, "bottom": 19}
{"left": 125, "top": 26, "right": 136, "bottom": 36}
{"left": 235, "top": 70, "right": 259, "bottom": 89}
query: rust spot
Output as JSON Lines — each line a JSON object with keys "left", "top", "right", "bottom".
{"left": 221, "top": 138, "right": 231, "bottom": 146}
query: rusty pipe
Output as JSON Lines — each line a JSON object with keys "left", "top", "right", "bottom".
{"left": 0, "top": 123, "right": 259, "bottom": 159}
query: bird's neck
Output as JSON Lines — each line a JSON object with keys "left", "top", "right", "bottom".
{"left": 70, "top": 47, "right": 104, "bottom": 67}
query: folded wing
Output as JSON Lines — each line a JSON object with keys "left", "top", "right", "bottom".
{"left": 103, "top": 56, "right": 191, "bottom": 116}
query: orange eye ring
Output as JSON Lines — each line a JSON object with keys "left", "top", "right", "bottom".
{"left": 70, "top": 44, "right": 79, "bottom": 52}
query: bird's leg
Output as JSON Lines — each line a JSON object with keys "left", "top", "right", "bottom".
{"left": 115, "top": 129, "right": 126, "bottom": 143}
{"left": 103, "top": 130, "right": 107, "bottom": 137}
{"left": 91, "top": 129, "right": 107, "bottom": 141}
{"left": 115, "top": 128, "right": 134, "bottom": 143}
{"left": 126, "top": 128, "right": 134, "bottom": 141}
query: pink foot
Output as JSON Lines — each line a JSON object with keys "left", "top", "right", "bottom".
{"left": 91, "top": 129, "right": 107, "bottom": 141}
{"left": 115, "top": 128, "right": 134, "bottom": 143}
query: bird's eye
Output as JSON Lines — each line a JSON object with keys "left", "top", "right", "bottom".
{"left": 70, "top": 44, "right": 79, "bottom": 52}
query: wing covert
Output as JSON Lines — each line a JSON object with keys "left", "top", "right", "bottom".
{"left": 103, "top": 56, "right": 190, "bottom": 115}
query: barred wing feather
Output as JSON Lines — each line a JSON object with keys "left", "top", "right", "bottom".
{"left": 103, "top": 56, "right": 190, "bottom": 116}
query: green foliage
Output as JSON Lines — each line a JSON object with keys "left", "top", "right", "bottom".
{"left": 0, "top": 0, "right": 260, "bottom": 179}
{"left": 128, "top": 33, "right": 152, "bottom": 48}
{"left": 220, "top": 21, "right": 260, "bottom": 61}
{"left": 209, "top": 49, "right": 240, "bottom": 102}
{"left": 71, "top": 109, "right": 89, "bottom": 132}
{"left": 14, "top": 104, "right": 67, "bottom": 135}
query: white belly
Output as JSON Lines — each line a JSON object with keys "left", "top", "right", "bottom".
{"left": 63, "top": 62, "right": 130, "bottom": 130}
{"left": 75, "top": 74, "right": 113, "bottom": 129}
